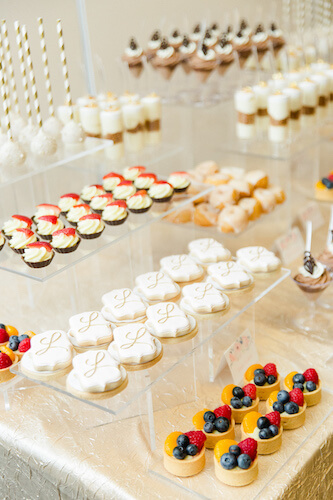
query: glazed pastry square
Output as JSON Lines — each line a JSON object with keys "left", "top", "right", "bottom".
{"left": 207, "top": 261, "right": 253, "bottom": 289}
{"left": 29, "top": 330, "right": 73, "bottom": 371}
{"left": 188, "top": 238, "right": 231, "bottom": 263}
{"left": 102, "top": 288, "right": 146, "bottom": 321}
{"left": 236, "top": 246, "right": 281, "bottom": 272}
{"left": 181, "top": 283, "right": 228, "bottom": 314}
{"left": 160, "top": 254, "right": 203, "bottom": 282}
{"left": 109, "top": 323, "right": 160, "bottom": 363}
{"left": 145, "top": 302, "right": 195, "bottom": 337}
{"left": 135, "top": 271, "right": 180, "bottom": 301}
{"left": 71, "top": 350, "right": 123, "bottom": 392}
{"left": 68, "top": 311, "right": 113, "bottom": 347}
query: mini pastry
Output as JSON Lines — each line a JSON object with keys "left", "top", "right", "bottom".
{"left": 238, "top": 197, "right": 262, "bottom": 220}
{"left": 9, "top": 228, "right": 37, "bottom": 253}
{"left": 58, "top": 193, "right": 80, "bottom": 214}
{"left": 66, "top": 350, "right": 127, "bottom": 399}
{"left": 102, "top": 200, "right": 128, "bottom": 226}
{"left": 234, "top": 86, "right": 256, "bottom": 139}
{"left": 209, "top": 184, "right": 238, "bottom": 209}
{"left": 30, "top": 129, "right": 57, "bottom": 157}
{"left": 241, "top": 411, "right": 282, "bottom": 454}
{"left": 102, "top": 172, "right": 125, "bottom": 193}
{"left": 134, "top": 173, "right": 157, "bottom": 190}
{"left": 207, "top": 261, "right": 253, "bottom": 290}
{"left": 244, "top": 363, "right": 280, "bottom": 400}
{"left": 229, "top": 179, "right": 252, "bottom": 198}
{"left": 269, "top": 186, "right": 286, "bottom": 204}
{"left": 113, "top": 180, "right": 136, "bottom": 200}
{"left": 160, "top": 254, "right": 203, "bottom": 283}
{"left": 123, "top": 165, "right": 146, "bottom": 181}
{"left": 180, "top": 283, "right": 229, "bottom": 316}
{"left": 268, "top": 92, "right": 289, "bottom": 143}
{"left": 252, "top": 24, "right": 269, "bottom": 61}
{"left": 145, "top": 302, "right": 197, "bottom": 339}
{"left": 0, "top": 232, "right": 5, "bottom": 251}
{"left": 80, "top": 184, "right": 106, "bottom": 203}
{"left": 33, "top": 203, "right": 61, "bottom": 221}
{"left": 127, "top": 190, "right": 152, "bottom": 213}
{"left": 51, "top": 227, "right": 80, "bottom": 253}
{"left": 194, "top": 160, "right": 219, "bottom": 178}
{"left": 236, "top": 246, "right": 281, "bottom": 272}
{"left": 192, "top": 405, "right": 235, "bottom": 448}
{"left": 100, "top": 106, "right": 124, "bottom": 160}
{"left": 66, "top": 204, "right": 91, "bottom": 226}
{"left": 204, "top": 172, "right": 230, "bottom": 186}
{"left": 102, "top": 288, "right": 147, "bottom": 324}
{"left": 284, "top": 368, "right": 321, "bottom": 406}
{"left": 283, "top": 85, "right": 302, "bottom": 120}
{"left": 311, "top": 73, "right": 329, "bottom": 107}
{"left": 253, "top": 81, "right": 270, "bottom": 116}
{"left": 168, "top": 29, "right": 183, "bottom": 50}
{"left": 68, "top": 311, "right": 113, "bottom": 349}
{"left": 167, "top": 172, "right": 191, "bottom": 193}
{"left": 152, "top": 38, "right": 180, "bottom": 80}
{"left": 193, "top": 203, "right": 218, "bottom": 227}
{"left": 179, "top": 36, "right": 196, "bottom": 73}
{"left": 189, "top": 44, "right": 217, "bottom": 83}
{"left": 293, "top": 252, "right": 331, "bottom": 292}
{"left": 269, "top": 23, "right": 285, "bottom": 54}
{"left": 267, "top": 389, "right": 306, "bottom": 429}
{"left": 0, "top": 347, "right": 19, "bottom": 383}
{"left": 122, "top": 102, "right": 145, "bottom": 152}
{"left": 221, "top": 384, "right": 259, "bottom": 423}
{"left": 90, "top": 193, "right": 113, "bottom": 214}
{"left": 253, "top": 188, "right": 277, "bottom": 212}
{"left": 22, "top": 241, "right": 54, "bottom": 268}
{"left": 61, "top": 119, "right": 86, "bottom": 145}
{"left": 36, "top": 215, "right": 64, "bottom": 241}
{"left": 218, "top": 205, "right": 249, "bottom": 233}
{"left": 220, "top": 166, "right": 245, "bottom": 179}
{"left": 122, "top": 37, "right": 144, "bottom": 78}
{"left": 215, "top": 37, "right": 234, "bottom": 75}
{"left": 245, "top": 170, "right": 268, "bottom": 189}
{"left": 190, "top": 23, "right": 202, "bottom": 44}
{"left": 188, "top": 238, "right": 231, "bottom": 264}
{"left": 315, "top": 172, "right": 333, "bottom": 202}
{"left": 232, "top": 30, "right": 253, "bottom": 68}
{"left": 214, "top": 438, "right": 258, "bottom": 486}
{"left": 108, "top": 323, "right": 162, "bottom": 368}
{"left": 2, "top": 215, "right": 33, "bottom": 239}
{"left": 77, "top": 214, "right": 105, "bottom": 239}
{"left": 148, "top": 180, "right": 174, "bottom": 203}
{"left": 21, "top": 330, "right": 73, "bottom": 379}
{"left": 134, "top": 271, "right": 180, "bottom": 303}
{"left": 202, "top": 29, "right": 218, "bottom": 48}
{"left": 146, "top": 30, "right": 161, "bottom": 59}
{"left": 79, "top": 103, "right": 101, "bottom": 138}
{"left": 164, "top": 431, "right": 206, "bottom": 477}
{"left": 299, "top": 79, "right": 318, "bottom": 116}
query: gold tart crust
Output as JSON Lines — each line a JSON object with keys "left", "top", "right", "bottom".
{"left": 163, "top": 446, "right": 205, "bottom": 477}
{"left": 244, "top": 375, "right": 280, "bottom": 400}
{"left": 240, "top": 425, "right": 283, "bottom": 454}
{"left": 214, "top": 456, "right": 258, "bottom": 486}
{"left": 231, "top": 397, "right": 260, "bottom": 424}
{"left": 283, "top": 379, "right": 322, "bottom": 407}
{"left": 266, "top": 400, "right": 307, "bottom": 429}
{"left": 201, "top": 418, "right": 235, "bottom": 449}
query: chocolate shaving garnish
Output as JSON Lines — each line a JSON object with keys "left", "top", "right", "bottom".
{"left": 172, "top": 29, "right": 180, "bottom": 38}
{"left": 227, "top": 25, "right": 233, "bottom": 33}
{"left": 240, "top": 19, "right": 248, "bottom": 30}
{"left": 182, "top": 35, "right": 190, "bottom": 47}
{"left": 270, "top": 22, "right": 277, "bottom": 31}
{"left": 151, "top": 30, "right": 160, "bottom": 41}
{"left": 219, "top": 36, "right": 228, "bottom": 48}
{"left": 193, "top": 24, "right": 201, "bottom": 34}
{"left": 304, "top": 251, "right": 316, "bottom": 275}
{"left": 331, "top": 229, "right": 333, "bottom": 243}
{"left": 201, "top": 43, "right": 208, "bottom": 55}
{"left": 211, "top": 23, "right": 219, "bottom": 31}
{"left": 129, "top": 38, "right": 138, "bottom": 50}
{"left": 160, "top": 38, "right": 169, "bottom": 50}
{"left": 236, "top": 30, "right": 244, "bottom": 38}
{"left": 255, "top": 24, "right": 264, "bottom": 34}
{"left": 204, "top": 29, "right": 212, "bottom": 39}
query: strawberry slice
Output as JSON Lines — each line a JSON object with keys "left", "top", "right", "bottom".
{"left": 90, "top": 184, "right": 104, "bottom": 189}
{"left": 73, "top": 204, "right": 90, "bottom": 210}
{"left": 93, "top": 193, "right": 113, "bottom": 200}
{"left": 171, "top": 171, "right": 189, "bottom": 176}
{"left": 130, "top": 190, "right": 148, "bottom": 197}
{"left": 107, "top": 200, "right": 127, "bottom": 208}
{"left": 117, "top": 180, "right": 133, "bottom": 187}
{"left": 26, "top": 241, "right": 53, "bottom": 251}
{"left": 153, "top": 180, "right": 173, "bottom": 187}
{"left": 103, "top": 172, "right": 124, "bottom": 180}
{"left": 128, "top": 165, "right": 145, "bottom": 173}
{"left": 53, "top": 227, "right": 76, "bottom": 237}
{"left": 15, "top": 228, "right": 34, "bottom": 237}
{"left": 37, "top": 215, "right": 59, "bottom": 224}
{"left": 60, "top": 193, "right": 80, "bottom": 200}
{"left": 79, "top": 213, "right": 101, "bottom": 221}
{"left": 12, "top": 215, "right": 32, "bottom": 226}
{"left": 36, "top": 203, "right": 60, "bottom": 210}
{"left": 137, "top": 173, "right": 157, "bottom": 180}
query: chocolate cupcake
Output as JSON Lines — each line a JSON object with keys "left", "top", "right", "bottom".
{"left": 51, "top": 227, "right": 81, "bottom": 253}
{"left": 77, "top": 213, "right": 105, "bottom": 239}
{"left": 102, "top": 200, "right": 128, "bottom": 226}
{"left": 9, "top": 228, "right": 38, "bottom": 254}
{"left": 127, "top": 190, "right": 152, "bottom": 213}
{"left": 22, "top": 242, "right": 54, "bottom": 268}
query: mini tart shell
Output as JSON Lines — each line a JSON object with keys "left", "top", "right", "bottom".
{"left": 53, "top": 239, "right": 81, "bottom": 254}
{"left": 0, "top": 240, "right": 5, "bottom": 251}
{"left": 151, "top": 194, "right": 174, "bottom": 203}
{"left": 283, "top": 379, "right": 322, "bottom": 407}
{"left": 10, "top": 242, "right": 38, "bottom": 254}
{"left": 6, "top": 344, "right": 25, "bottom": 360}
{"left": 66, "top": 370, "right": 128, "bottom": 400}
{"left": 103, "top": 213, "right": 128, "bottom": 226}
{"left": 128, "top": 206, "right": 151, "bottom": 214}
{"left": 241, "top": 425, "right": 282, "bottom": 455}
{"left": 173, "top": 184, "right": 191, "bottom": 194}
{"left": 163, "top": 445, "right": 205, "bottom": 477}
{"left": 22, "top": 254, "right": 54, "bottom": 268}
{"left": 243, "top": 375, "right": 281, "bottom": 400}
{"left": 0, "top": 354, "right": 19, "bottom": 383}
{"left": 198, "top": 418, "right": 235, "bottom": 449}
{"left": 266, "top": 400, "right": 307, "bottom": 430}
{"left": 214, "top": 455, "right": 258, "bottom": 486}
{"left": 230, "top": 397, "right": 260, "bottom": 424}
{"left": 77, "top": 227, "right": 105, "bottom": 239}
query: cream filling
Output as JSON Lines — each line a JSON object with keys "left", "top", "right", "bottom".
{"left": 113, "top": 185, "right": 136, "bottom": 199}
{"left": 58, "top": 197, "right": 79, "bottom": 212}
{"left": 9, "top": 232, "right": 37, "bottom": 249}
{"left": 67, "top": 207, "right": 90, "bottom": 223}
{"left": 90, "top": 196, "right": 111, "bottom": 210}
{"left": 37, "top": 219, "right": 64, "bottom": 235}
{"left": 77, "top": 219, "right": 104, "bottom": 235}
{"left": 2, "top": 219, "right": 29, "bottom": 236}
{"left": 81, "top": 186, "right": 105, "bottom": 201}
{"left": 127, "top": 195, "right": 152, "bottom": 210}
{"left": 102, "top": 205, "right": 127, "bottom": 221}
{"left": 148, "top": 184, "right": 173, "bottom": 199}
{"left": 103, "top": 177, "right": 122, "bottom": 191}
{"left": 168, "top": 175, "right": 190, "bottom": 189}
{"left": 24, "top": 247, "right": 53, "bottom": 262}
{"left": 52, "top": 234, "right": 79, "bottom": 249}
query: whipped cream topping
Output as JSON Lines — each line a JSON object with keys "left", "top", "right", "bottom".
{"left": 90, "top": 194, "right": 113, "bottom": 211}
{"left": 125, "top": 46, "right": 143, "bottom": 57}
{"left": 233, "top": 34, "right": 250, "bottom": 45}
{"left": 180, "top": 41, "right": 196, "bottom": 54}
{"left": 134, "top": 174, "right": 157, "bottom": 190}
{"left": 298, "top": 260, "right": 325, "bottom": 279}
{"left": 77, "top": 217, "right": 104, "bottom": 235}
{"left": 127, "top": 192, "right": 152, "bottom": 210}
{"left": 34, "top": 205, "right": 61, "bottom": 220}
{"left": 113, "top": 183, "right": 136, "bottom": 200}
{"left": 52, "top": 232, "right": 79, "bottom": 249}
{"left": 215, "top": 43, "right": 233, "bottom": 55}
{"left": 9, "top": 230, "right": 37, "bottom": 249}
{"left": 167, "top": 173, "right": 190, "bottom": 189}
{"left": 148, "top": 182, "right": 174, "bottom": 200}
{"left": 148, "top": 39, "right": 161, "bottom": 50}
{"left": 197, "top": 47, "right": 216, "bottom": 61}
{"left": 37, "top": 218, "right": 64, "bottom": 235}
{"left": 2, "top": 217, "right": 31, "bottom": 236}
{"left": 103, "top": 173, "right": 124, "bottom": 191}
{"left": 23, "top": 245, "right": 53, "bottom": 263}
{"left": 102, "top": 203, "right": 127, "bottom": 221}
{"left": 156, "top": 46, "right": 175, "bottom": 59}
{"left": 123, "top": 166, "right": 146, "bottom": 180}
{"left": 81, "top": 185, "right": 105, "bottom": 202}
{"left": 67, "top": 204, "right": 91, "bottom": 223}
{"left": 252, "top": 32, "right": 268, "bottom": 43}
{"left": 58, "top": 195, "right": 80, "bottom": 212}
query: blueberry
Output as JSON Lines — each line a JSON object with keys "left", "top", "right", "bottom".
{"left": 232, "top": 386, "right": 244, "bottom": 399}
{"left": 173, "top": 446, "right": 186, "bottom": 459}
{"left": 204, "top": 422, "right": 214, "bottom": 433}
{"left": 267, "top": 375, "right": 277, "bottom": 385}
{"left": 322, "top": 177, "right": 333, "bottom": 188}
{"left": 203, "top": 410, "right": 216, "bottom": 423}
{"left": 277, "top": 390, "right": 290, "bottom": 404}
{"left": 257, "top": 416, "right": 270, "bottom": 429}
{"left": 9, "top": 335, "right": 19, "bottom": 343}
{"left": 306, "top": 381, "right": 317, "bottom": 392}
{"left": 293, "top": 373, "right": 305, "bottom": 385}
{"left": 259, "top": 428, "right": 273, "bottom": 439}
{"left": 269, "top": 424, "right": 279, "bottom": 436}
{"left": 284, "top": 401, "right": 299, "bottom": 414}
{"left": 242, "top": 396, "right": 252, "bottom": 407}
{"left": 273, "top": 401, "right": 284, "bottom": 413}
{"left": 254, "top": 368, "right": 266, "bottom": 377}
{"left": 293, "top": 383, "right": 304, "bottom": 391}
{"left": 215, "top": 417, "right": 229, "bottom": 433}
{"left": 18, "top": 334, "right": 29, "bottom": 342}
{"left": 229, "top": 445, "right": 241, "bottom": 457}
{"left": 186, "top": 444, "right": 198, "bottom": 456}
{"left": 220, "top": 452, "right": 237, "bottom": 470}
{"left": 0, "top": 324, "right": 5, "bottom": 329}
{"left": 8, "top": 340, "right": 19, "bottom": 351}
{"left": 230, "top": 397, "right": 243, "bottom": 409}
{"left": 177, "top": 434, "right": 190, "bottom": 448}
{"left": 254, "top": 373, "right": 267, "bottom": 386}
{"left": 237, "top": 453, "right": 252, "bottom": 469}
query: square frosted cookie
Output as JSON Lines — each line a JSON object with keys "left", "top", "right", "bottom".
{"left": 102, "top": 288, "right": 147, "bottom": 323}
{"left": 207, "top": 261, "right": 253, "bottom": 290}
{"left": 160, "top": 254, "right": 204, "bottom": 283}
{"left": 68, "top": 311, "right": 113, "bottom": 348}
{"left": 135, "top": 271, "right": 180, "bottom": 302}
{"left": 236, "top": 246, "right": 281, "bottom": 272}
{"left": 145, "top": 302, "right": 196, "bottom": 338}
{"left": 180, "top": 282, "right": 229, "bottom": 315}
{"left": 188, "top": 238, "right": 231, "bottom": 264}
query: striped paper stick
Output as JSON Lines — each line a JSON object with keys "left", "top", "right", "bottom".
{"left": 0, "top": 59, "right": 12, "bottom": 140}
{"left": 1, "top": 20, "right": 19, "bottom": 114}
{"left": 14, "top": 21, "right": 33, "bottom": 125}
{"left": 0, "top": 30, "right": 10, "bottom": 112}
{"left": 21, "top": 25, "right": 42, "bottom": 128}
{"left": 38, "top": 18, "right": 54, "bottom": 117}
{"left": 56, "top": 19, "right": 73, "bottom": 120}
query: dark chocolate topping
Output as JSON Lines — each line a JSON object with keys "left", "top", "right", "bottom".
{"left": 219, "top": 36, "right": 228, "bottom": 48}
{"left": 160, "top": 38, "right": 169, "bottom": 50}
{"left": 172, "top": 29, "right": 180, "bottom": 38}
{"left": 304, "top": 251, "right": 316, "bottom": 275}
{"left": 204, "top": 29, "right": 212, "bottom": 39}
{"left": 201, "top": 43, "right": 208, "bottom": 56}
{"left": 270, "top": 22, "right": 277, "bottom": 31}
{"left": 193, "top": 24, "right": 201, "bottom": 34}
{"left": 182, "top": 35, "right": 190, "bottom": 47}
{"left": 331, "top": 229, "right": 333, "bottom": 243}
{"left": 151, "top": 30, "right": 160, "bottom": 41}
{"left": 211, "top": 22, "right": 219, "bottom": 31}
{"left": 129, "top": 38, "right": 138, "bottom": 50}
{"left": 240, "top": 19, "right": 248, "bottom": 30}
{"left": 236, "top": 30, "right": 244, "bottom": 38}
{"left": 255, "top": 24, "right": 264, "bottom": 34}
{"left": 227, "top": 25, "right": 233, "bottom": 33}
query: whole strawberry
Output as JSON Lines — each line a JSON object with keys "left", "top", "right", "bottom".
{"left": 0, "top": 328, "right": 9, "bottom": 343}
{"left": 238, "top": 437, "right": 257, "bottom": 461}
{"left": 0, "top": 352, "right": 12, "bottom": 369}
{"left": 266, "top": 411, "right": 281, "bottom": 427}
{"left": 263, "top": 363, "right": 277, "bottom": 377}
{"left": 243, "top": 383, "right": 256, "bottom": 400}
{"left": 303, "top": 368, "right": 319, "bottom": 385}
{"left": 289, "top": 388, "right": 304, "bottom": 407}
{"left": 184, "top": 430, "right": 206, "bottom": 451}
{"left": 18, "top": 338, "right": 31, "bottom": 353}
{"left": 214, "top": 405, "right": 232, "bottom": 420}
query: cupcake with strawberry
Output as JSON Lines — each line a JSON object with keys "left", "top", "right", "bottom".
{"left": 22, "top": 241, "right": 55, "bottom": 268}
{"left": 134, "top": 173, "right": 157, "bottom": 190}
{"left": 8, "top": 228, "right": 37, "bottom": 254}
{"left": 127, "top": 190, "right": 152, "bottom": 213}
{"left": 102, "top": 172, "right": 124, "bottom": 193}
{"left": 77, "top": 213, "right": 105, "bottom": 239}
{"left": 244, "top": 363, "right": 280, "bottom": 400}
{"left": 0, "top": 345, "right": 19, "bottom": 383}
{"left": 102, "top": 200, "right": 128, "bottom": 226}
{"left": 123, "top": 165, "right": 146, "bottom": 181}
{"left": 58, "top": 193, "right": 80, "bottom": 214}
{"left": 113, "top": 180, "right": 136, "bottom": 201}
{"left": 2, "top": 215, "right": 33, "bottom": 239}
{"left": 221, "top": 383, "right": 259, "bottom": 423}
{"left": 214, "top": 438, "right": 258, "bottom": 486}
{"left": 51, "top": 228, "right": 81, "bottom": 253}
{"left": 35, "top": 215, "right": 64, "bottom": 241}
{"left": 90, "top": 193, "right": 113, "bottom": 214}
{"left": 33, "top": 203, "right": 61, "bottom": 222}
{"left": 164, "top": 430, "right": 206, "bottom": 477}
{"left": 284, "top": 368, "right": 321, "bottom": 407}
{"left": 80, "top": 184, "right": 106, "bottom": 204}
{"left": 241, "top": 411, "right": 282, "bottom": 454}
{"left": 66, "top": 204, "right": 91, "bottom": 227}
{"left": 267, "top": 388, "right": 306, "bottom": 429}
{"left": 167, "top": 171, "right": 191, "bottom": 193}
{"left": 192, "top": 405, "right": 235, "bottom": 448}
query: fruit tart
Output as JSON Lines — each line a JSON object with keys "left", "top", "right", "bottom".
{"left": 164, "top": 430, "right": 206, "bottom": 477}
{"left": 0, "top": 346, "right": 19, "bottom": 383}
{"left": 221, "top": 384, "right": 259, "bottom": 423}
{"left": 284, "top": 368, "right": 321, "bottom": 407}
{"left": 244, "top": 363, "right": 280, "bottom": 400}
{"left": 241, "top": 411, "right": 282, "bottom": 454}
{"left": 7, "top": 330, "right": 34, "bottom": 359}
{"left": 192, "top": 405, "right": 235, "bottom": 448}
{"left": 214, "top": 438, "right": 258, "bottom": 486}
{"left": 267, "top": 389, "right": 307, "bottom": 429}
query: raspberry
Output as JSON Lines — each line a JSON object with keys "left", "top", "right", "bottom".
{"left": 243, "top": 383, "right": 256, "bottom": 400}
{"left": 0, "top": 353, "right": 12, "bottom": 369}
{"left": 238, "top": 438, "right": 257, "bottom": 461}
{"left": 214, "top": 405, "right": 232, "bottom": 420}
{"left": 263, "top": 363, "right": 277, "bottom": 377}
{"left": 266, "top": 411, "right": 281, "bottom": 427}
{"left": 18, "top": 338, "right": 31, "bottom": 353}
{"left": 184, "top": 430, "right": 206, "bottom": 451}
{"left": 303, "top": 368, "right": 319, "bottom": 385}
{"left": 289, "top": 388, "right": 304, "bottom": 406}
{"left": 0, "top": 328, "right": 9, "bottom": 343}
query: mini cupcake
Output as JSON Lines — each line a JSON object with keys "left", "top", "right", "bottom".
{"left": 122, "top": 37, "right": 144, "bottom": 78}
{"left": 190, "top": 23, "right": 202, "bottom": 44}
{"left": 127, "top": 190, "right": 152, "bottom": 213}
{"left": 203, "top": 29, "right": 218, "bottom": 48}
{"left": 2, "top": 215, "right": 33, "bottom": 239}
{"left": 179, "top": 36, "right": 197, "bottom": 73}
{"left": 102, "top": 172, "right": 125, "bottom": 193}
{"left": 102, "top": 200, "right": 128, "bottom": 226}
{"left": 51, "top": 227, "right": 81, "bottom": 253}
{"left": 22, "top": 241, "right": 54, "bottom": 268}
{"left": 9, "top": 228, "right": 37, "bottom": 254}
{"left": 66, "top": 204, "right": 91, "bottom": 226}
{"left": 167, "top": 171, "right": 191, "bottom": 193}
{"left": 232, "top": 30, "right": 252, "bottom": 68}
{"left": 58, "top": 193, "right": 80, "bottom": 214}
{"left": 215, "top": 37, "right": 234, "bottom": 75}
{"left": 134, "top": 173, "right": 157, "bottom": 190}
{"left": 0, "top": 233, "right": 5, "bottom": 251}
{"left": 146, "top": 30, "right": 162, "bottom": 60}
{"left": 33, "top": 203, "right": 61, "bottom": 222}
{"left": 148, "top": 180, "right": 174, "bottom": 202}
{"left": 189, "top": 44, "right": 217, "bottom": 83}
{"left": 123, "top": 165, "right": 146, "bottom": 181}
{"left": 77, "top": 213, "right": 105, "bottom": 239}
{"left": 80, "top": 184, "right": 106, "bottom": 203}
{"left": 152, "top": 38, "right": 181, "bottom": 80}
{"left": 90, "top": 193, "right": 113, "bottom": 214}
{"left": 113, "top": 180, "right": 136, "bottom": 200}
{"left": 36, "top": 215, "right": 64, "bottom": 241}
{"left": 169, "top": 29, "right": 183, "bottom": 50}
{"left": 252, "top": 24, "right": 269, "bottom": 61}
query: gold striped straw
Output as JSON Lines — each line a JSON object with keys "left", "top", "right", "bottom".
{"left": 0, "top": 60, "right": 12, "bottom": 140}
{"left": 56, "top": 19, "right": 74, "bottom": 120}
{"left": 0, "top": 30, "right": 10, "bottom": 112}
{"left": 37, "top": 18, "right": 54, "bottom": 117}
{"left": 21, "top": 24, "right": 42, "bottom": 129}
{"left": 14, "top": 21, "right": 33, "bottom": 125}
{"left": 1, "top": 20, "right": 19, "bottom": 114}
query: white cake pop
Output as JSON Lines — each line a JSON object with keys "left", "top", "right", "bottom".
{"left": 61, "top": 120, "right": 86, "bottom": 144}
{"left": 0, "top": 130, "right": 8, "bottom": 148}
{"left": 30, "top": 129, "right": 57, "bottom": 157}
{"left": 43, "top": 115, "right": 63, "bottom": 138}
{"left": 0, "top": 139, "right": 26, "bottom": 167}
{"left": 10, "top": 113, "right": 27, "bottom": 137}
{"left": 19, "top": 123, "right": 39, "bottom": 149}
